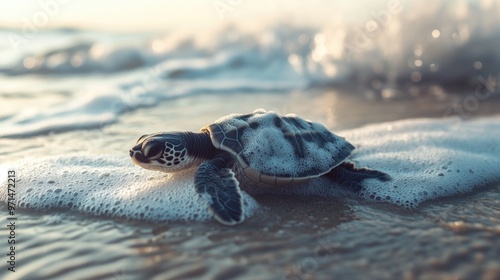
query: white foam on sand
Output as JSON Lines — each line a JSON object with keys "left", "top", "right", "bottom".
{"left": 1, "top": 116, "right": 499, "bottom": 222}
{"left": 0, "top": 155, "right": 257, "bottom": 223}
{"left": 343, "top": 117, "right": 500, "bottom": 207}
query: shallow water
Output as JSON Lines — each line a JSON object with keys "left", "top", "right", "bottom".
{"left": 1, "top": 90, "right": 500, "bottom": 280}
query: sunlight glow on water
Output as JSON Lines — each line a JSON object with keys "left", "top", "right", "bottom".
{"left": 1, "top": 0, "right": 500, "bottom": 137}
{"left": 0, "top": 1, "right": 499, "bottom": 279}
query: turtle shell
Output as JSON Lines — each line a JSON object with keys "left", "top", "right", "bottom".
{"left": 201, "top": 109, "right": 355, "bottom": 185}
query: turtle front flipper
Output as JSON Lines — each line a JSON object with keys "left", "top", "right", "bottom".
{"left": 327, "top": 162, "right": 391, "bottom": 193}
{"left": 195, "top": 152, "right": 244, "bottom": 225}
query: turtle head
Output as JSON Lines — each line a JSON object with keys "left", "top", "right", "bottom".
{"left": 130, "top": 132, "right": 199, "bottom": 173}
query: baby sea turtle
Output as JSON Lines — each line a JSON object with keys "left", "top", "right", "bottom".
{"left": 130, "top": 109, "right": 390, "bottom": 225}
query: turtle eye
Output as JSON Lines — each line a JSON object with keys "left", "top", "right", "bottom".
{"left": 144, "top": 143, "right": 163, "bottom": 159}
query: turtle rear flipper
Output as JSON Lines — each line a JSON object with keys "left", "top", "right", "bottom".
{"left": 195, "top": 152, "right": 244, "bottom": 225}
{"left": 327, "top": 162, "right": 391, "bottom": 193}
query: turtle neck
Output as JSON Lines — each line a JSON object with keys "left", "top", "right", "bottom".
{"left": 182, "top": 131, "right": 218, "bottom": 160}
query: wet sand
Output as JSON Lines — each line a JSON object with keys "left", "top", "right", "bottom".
{"left": 1, "top": 89, "right": 499, "bottom": 280}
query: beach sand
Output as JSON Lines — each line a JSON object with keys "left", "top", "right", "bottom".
{"left": 1, "top": 90, "right": 499, "bottom": 280}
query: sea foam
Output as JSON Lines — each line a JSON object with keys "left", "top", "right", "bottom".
{"left": 343, "top": 117, "right": 500, "bottom": 207}
{"left": 0, "top": 155, "right": 258, "bottom": 222}
{"left": 1, "top": 116, "right": 499, "bottom": 222}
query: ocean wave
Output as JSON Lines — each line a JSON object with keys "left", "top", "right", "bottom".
{"left": 0, "top": 78, "right": 301, "bottom": 138}
{"left": 1, "top": 1, "right": 499, "bottom": 87}
{"left": 1, "top": 0, "right": 500, "bottom": 137}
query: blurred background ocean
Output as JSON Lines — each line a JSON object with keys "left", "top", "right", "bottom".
{"left": 1, "top": 1, "right": 500, "bottom": 279}
{"left": 0, "top": 0, "right": 499, "bottom": 139}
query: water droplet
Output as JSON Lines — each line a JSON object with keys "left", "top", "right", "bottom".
{"left": 23, "top": 57, "right": 37, "bottom": 69}
{"left": 432, "top": 29, "right": 440, "bottom": 38}
{"left": 365, "top": 20, "right": 379, "bottom": 33}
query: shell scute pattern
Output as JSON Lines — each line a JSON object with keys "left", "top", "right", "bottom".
{"left": 205, "top": 109, "right": 355, "bottom": 180}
